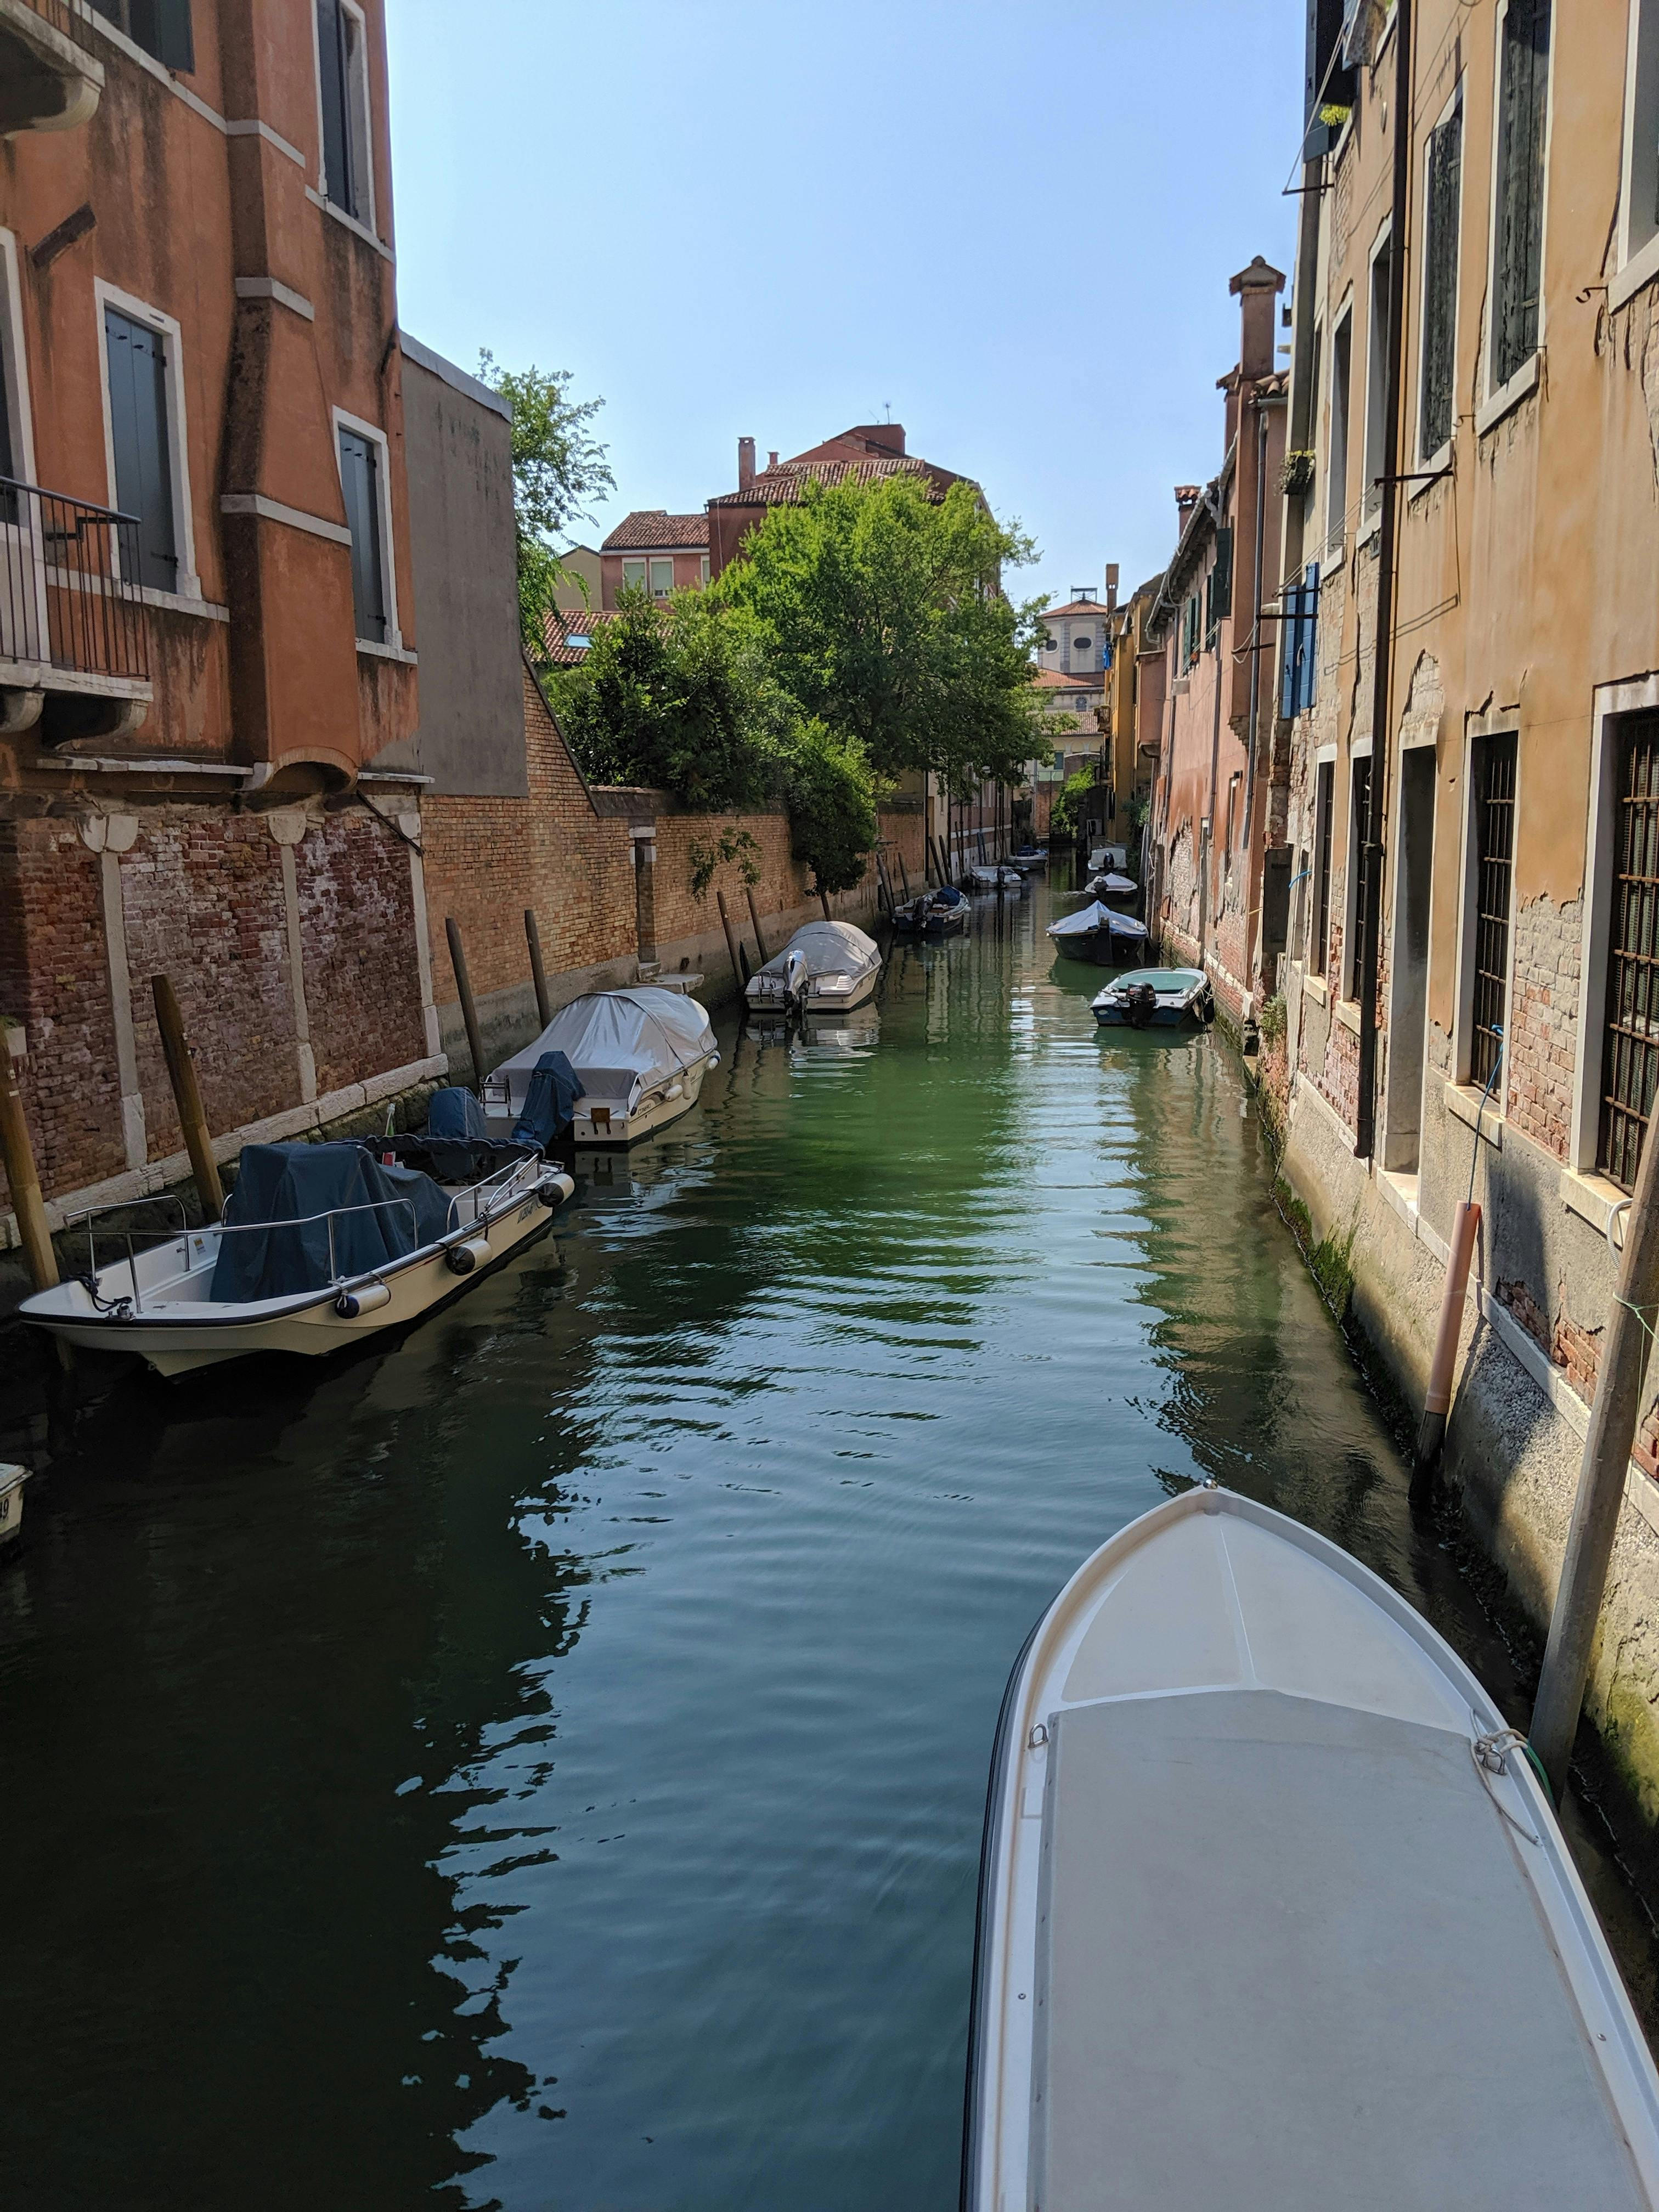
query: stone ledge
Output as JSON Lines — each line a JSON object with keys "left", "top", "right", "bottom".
{"left": 1443, "top": 1079, "right": 1504, "bottom": 1147}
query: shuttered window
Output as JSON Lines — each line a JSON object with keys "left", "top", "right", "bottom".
{"left": 317, "top": 0, "right": 358, "bottom": 220}
{"left": 1313, "top": 758, "right": 1336, "bottom": 972}
{"left": 1280, "top": 563, "right": 1321, "bottom": 719}
{"left": 91, "top": 0, "right": 194, "bottom": 69}
{"left": 104, "top": 307, "right": 177, "bottom": 592}
{"left": 1205, "top": 527, "right": 1233, "bottom": 646}
{"left": 1599, "top": 713, "right": 1659, "bottom": 1190}
{"left": 1346, "top": 754, "right": 1373, "bottom": 998}
{"left": 338, "top": 427, "right": 387, "bottom": 644}
{"left": 1420, "top": 99, "right": 1463, "bottom": 459}
{"left": 1492, "top": 0, "right": 1550, "bottom": 390}
{"left": 1470, "top": 733, "right": 1517, "bottom": 1088}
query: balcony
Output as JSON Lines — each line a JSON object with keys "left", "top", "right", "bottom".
{"left": 0, "top": 476, "right": 153, "bottom": 743}
{"left": 0, "top": 0, "right": 104, "bottom": 134}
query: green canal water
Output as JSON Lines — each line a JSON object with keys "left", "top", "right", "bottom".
{"left": 4, "top": 873, "right": 1658, "bottom": 2211}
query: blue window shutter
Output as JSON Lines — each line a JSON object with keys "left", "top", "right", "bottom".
{"left": 104, "top": 307, "right": 178, "bottom": 591}
{"left": 338, "top": 428, "right": 387, "bottom": 643}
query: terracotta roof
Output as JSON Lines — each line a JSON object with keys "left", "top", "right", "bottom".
{"left": 1032, "top": 666, "right": 1104, "bottom": 692}
{"left": 601, "top": 510, "right": 710, "bottom": 551}
{"left": 542, "top": 606, "right": 617, "bottom": 665}
{"left": 708, "top": 454, "right": 963, "bottom": 507}
{"left": 1042, "top": 600, "right": 1108, "bottom": 621}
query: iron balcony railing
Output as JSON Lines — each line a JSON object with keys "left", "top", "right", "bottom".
{"left": 0, "top": 474, "right": 150, "bottom": 685}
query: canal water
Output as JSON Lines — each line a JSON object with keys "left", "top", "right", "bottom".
{"left": 3, "top": 872, "right": 1657, "bottom": 2211}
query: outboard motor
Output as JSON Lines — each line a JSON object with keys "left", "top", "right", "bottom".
{"left": 783, "top": 947, "right": 810, "bottom": 1018}
{"left": 1126, "top": 982, "right": 1159, "bottom": 1030}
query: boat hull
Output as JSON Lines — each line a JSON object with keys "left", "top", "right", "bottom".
{"left": 1092, "top": 1000, "right": 1197, "bottom": 1025}
{"left": 963, "top": 1487, "right": 1659, "bottom": 2212}
{"left": 570, "top": 1054, "right": 709, "bottom": 1146}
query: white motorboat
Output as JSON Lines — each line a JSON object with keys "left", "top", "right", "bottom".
{"left": 1092, "top": 963, "right": 1212, "bottom": 1026}
{"left": 1085, "top": 870, "right": 1138, "bottom": 899}
{"left": 964, "top": 1485, "right": 1659, "bottom": 2211}
{"left": 745, "top": 921, "right": 881, "bottom": 1018}
{"left": 968, "top": 865, "right": 1024, "bottom": 894}
{"left": 1006, "top": 844, "right": 1048, "bottom": 874}
{"left": 484, "top": 988, "right": 718, "bottom": 1147}
{"left": 20, "top": 1117, "right": 574, "bottom": 1377}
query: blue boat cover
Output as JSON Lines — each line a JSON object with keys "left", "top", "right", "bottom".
{"left": 426, "top": 1086, "right": 487, "bottom": 1139}
{"left": 511, "top": 1051, "right": 585, "bottom": 1149}
{"left": 210, "top": 1141, "right": 453, "bottom": 1303}
{"left": 934, "top": 884, "right": 966, "bottom": 907}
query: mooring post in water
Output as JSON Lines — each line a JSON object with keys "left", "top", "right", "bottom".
{"left": 895, "top": 847, "right": 911, "bottom": 899}
{"left": 874, "top": 848, "right": 894, "bottom": 917}
{"left": 444, "top": 917, "right": 486, "bottom": 1092}
{"left": 0, "top": 1023, "right": 57, "bottom": 1291}
{"left": 151, "top": 975, "right": 223, "bottom": 1221}
{"left": 819, "top": 884, "right": 833, "bottom": 922}
{"left": 716, "top": 890, "right": 748, "bottom": 995}
{"left": 525, "top": 909, "right": 552, "bottom": 1028}
{"left": 1531, "top": 1111, "right": 1659, "bottom": 1798}
{"left": 744, "top": 886, "right": 770, "bottom": 966}
{"left": 1413, "top": 1200, "right": 1480, "bottom": 1483}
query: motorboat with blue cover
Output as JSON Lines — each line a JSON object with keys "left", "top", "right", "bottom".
{"left": 1006, "top": 843, "right": 1048, "bottom": 873}
{"left": 1091, "top": 964, "right": 1212, "bottom": 1025}
{"left": 964, "top": 1485, "right": 1659, "bottom": 2211}
{"left": 746, "top": 921, "right": 882, "bottom": 1019}
{"left": 484, "top": 986, "right": 718, "bottom": 1146}
{"left": 19, "top": 1087, "right": 575, "bottom": 1376}
{"left": 891, "top": 885, "right": 969, "bottom": 937}
{"left": 1046, "top": 900, "right": 1149, "bottom": 966}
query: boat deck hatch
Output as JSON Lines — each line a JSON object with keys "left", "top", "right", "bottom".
{"left": 1031, "top": 1688, "right": 1646, "bottom": 2210}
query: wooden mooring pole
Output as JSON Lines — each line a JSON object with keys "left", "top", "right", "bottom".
{"left": 525, "top": 909, "right": 553, "bottom": 1028}
{"left": 444, "top": 917, "right": 486, "bottom": 1092}
{"left": 152, "top": 975, "right": 223, "bottom": 1221}
{"left": 1531, "top": 1112, "right": 1659, "bottom": 1798}
{"left": 0, "top": 1027, "right": 57, "bottom": 1291}
{"left": 819, "top": 885, "right": 833, "bottom": 922}
{"left": 744, "top": 886, "right": 770, "bottom": 966}
{"left": 716, "top": 889, "right": 749, "bottom": 990}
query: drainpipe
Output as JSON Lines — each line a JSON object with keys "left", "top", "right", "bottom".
{"left": 1355, "top": 0, "right": 1414, "bottom": 1160}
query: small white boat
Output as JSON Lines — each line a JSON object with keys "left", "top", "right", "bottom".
{"left": 1046, "top": 899, "right": 1148, "bottom": 964}
{"left": 1085, "top": 870, "right": 1137, "bottom": 899}
{"left": 969, "top": 865, "right": 1024, "bottom": 894}
{"left": 20, "top": 1119, "right": 574, "bottom": 1376}
{"left": 746, "top": 921, "right": 881, "bottom": 1018}
{"left": 1092, "top": 963, "right": 1212, "bottom": 1025}
{"left": 485, "top": 988, "right": 718, "bottom": 1147}
{"left": 965, "top": 1485, "right": 1659, "bottom": 2211}
{"left": 1006, "top": 844, "right": 1048, "bottom": 874}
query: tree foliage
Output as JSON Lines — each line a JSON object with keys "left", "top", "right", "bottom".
{"left": 1049, "top": 766, "right": 1099, "bottom": 840}
{"left": 718, "top": 475, "right": 1048, "bottom": 791}
{"left": 477, "top": 351, "right": 614, "bottom": 653}
{"left": 780, "top": 720, "right": 879, "bottom": 894}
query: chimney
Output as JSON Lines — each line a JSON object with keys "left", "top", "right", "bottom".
{"left": 1229, "top": 254, "right": 1286, "bottom": 380}
{"left": 768, "top": 449, "right": 779, "bottom": 470}
{"left": 1175, "top": 485, "right": 1200, "bottom": 526}
{"left": 738, "top": 436, "right": 755, "bottom": 491}
{"left": 1105, "top": 562, "right": 1120, "bottom": 610}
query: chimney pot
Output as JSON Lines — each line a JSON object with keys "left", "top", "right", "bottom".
{"left": 738, "top": 436, "right": 755, "bottom": 492}
{"left": 768, "top": 450, "right": 778, "bottom": 470}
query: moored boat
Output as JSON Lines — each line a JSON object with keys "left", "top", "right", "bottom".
{"left": 19, "top": 1107, "right": 574, "bottom": 1377}
{"left": 964, "top": 1485, "right": 1659, "bottom": 2211}
{"left": 969, "top": 865, "right": 1024, "bottom": 894}
{"left": 1046, "top": 900, "right": 1148, "bottom": 964}
{"left": 746, "top": 921, "right": 882, "bottom": 1018}
{"left": 1091, "top": 964, "right": 1212, "bottom": 1025}
{"left": 891, "top": 887, "right": 969, "bottom": 937}
{"left": 1084, "top": 870, "right": 1138, "bottom": 900}
{"left": 485, "top": 987, "right": 719, "bottom": 1147}
{"left": 1006, "top": 844, "right": 1048, "bottom": 874}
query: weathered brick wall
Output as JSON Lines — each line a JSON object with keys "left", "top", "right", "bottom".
{"left": 298, "top": 806, "right": 428, "bottom": 1096}
{"left": 1506, "top": 893, "right": 1581, "bottom": 1160}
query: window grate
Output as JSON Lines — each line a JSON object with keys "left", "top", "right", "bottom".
{"left": 1348, "top": 754, "right": 1373, "bottom": 998}
{"left": 1493, "top": 0, "right": 1550, "bottom": 389}
{"left": 1600, "top": 713, "right": 1659, "bottom": 1190}
{"left": 1314, "top": 758, "right": 1335, "bottom": 971}
{"left": 1470, "top": 733, "right": 1516, "bottom": 1089}
{"left": 1420, "top": 101, "right": 1463, "bottom": 458}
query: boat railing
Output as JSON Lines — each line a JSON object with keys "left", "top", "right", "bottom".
{"left": 67, "top": 1192, "right": 193, "bottom": 1295}
{"left": 444, "top": 1154, "right": 531, "bottom": 1234}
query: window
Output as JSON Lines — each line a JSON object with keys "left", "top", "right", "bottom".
{"left": 1491, "top": 0, "right": 1551, "bottom": 391}
{"left": 1326, "top": 308, "right": 1352, "bottom": 547}
{"left": 699, "top": 555, "right": 709, "bottom": 586}
{"left": 1620, "top": 0, "right": 1659, "bottom": 281}
{"left": 104, "top": 306, "right": 177, "bottom": 592}
{"left": 1074, "top": 633, "right": 1093, "bottom": 652}
{"left": 1204, "top": 527, "right": 1233, "bottom": 646}
{"left": 317, "top": 0, "right": 372, "bottom": 227}
{"left": 1345, "top": 753, "right": 1373, "bottom": 998}
{"left": 1469, "top": 733, "right": 1517, "bottom": 1087}
{"left": 1280, "top": 563, "right": 1320, "bottom": 719}
{"left": 621, "top": 558, "right": 647, "bottom": 592}
{"left": 1313, "top": 758, "right": 1336, "bottom": 970}
{"left": 1301, "top": 323, "right": 1323, "bottom": 523}
{"left": 1362, "top": 233, "right": 1392, "bottom": 524}
{"left": 648, "top": 557, "right": 673, "bottom": 598}
{"left": 1599, "top": 712, "right": 1659, "bottom": 1188}
{"left": 90, "top": 0, "right": 194, "bottom": 68}
{"left": 337, "top": 425, "right": 386, "bottom": 644}
{"left": 1420, "top": 94, "right": 1464, "bottom": 459}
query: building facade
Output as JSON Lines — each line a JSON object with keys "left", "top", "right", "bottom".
{"left": 597, "top": 511, "right": 708, "bottom": 609}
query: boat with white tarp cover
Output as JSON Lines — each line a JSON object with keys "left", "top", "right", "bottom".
{"left": 745, "top": 921, "right": 881, "bottom": 1018}
{"left": 484, "top": 987, "right": 718, "bottom": 1147}
{"left": 1091, "top": 964, "right": 1212, "bottom": 1025}
{"left": 963, "top": 1485, "right": 1659, "bottom": 2211}
{"left": 1046, "top": 899, "right": 1147, "bottom": 965}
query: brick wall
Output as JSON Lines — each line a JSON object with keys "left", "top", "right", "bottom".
{"left": 1506, "top": 893, "right": 1581, "bottom": 1161}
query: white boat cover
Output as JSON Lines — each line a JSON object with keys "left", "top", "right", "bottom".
{"left": 1048, "top": 900, "right": 1148, "bottom": 942}
{"left": 490, "top": 989, "right": 714, "bottom": 1110}
{"left": 1091, "top": 872, "right": 1137, "bottom": 895}
{"left": 1096, "top": 964, "right": 1205, "bottom": 998}
{"left": 748, "top": 921, "right": 879, "bottom": 996}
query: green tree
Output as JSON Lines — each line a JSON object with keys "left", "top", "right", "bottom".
{"left": 548, "top": 588, "right": 783, "bottom": 812}
{"left": 1049, "top": 765, "right": 1098, "bottom": 841}
{"left": 719, "top": 474, "right": 1049, "bottom": 791}
{"left": 476, "top": 351, "right": 614, "bottom": 654}
{"left": 780, "top": 720, "right": 879, "bottom": 894}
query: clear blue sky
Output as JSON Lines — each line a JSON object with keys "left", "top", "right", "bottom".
{"left": 386, "top": 2, "right": 1303, "bottom": 611}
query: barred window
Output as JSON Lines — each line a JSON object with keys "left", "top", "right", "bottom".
{"left": 1599, "top": 713, "right": 1659, "bottom": 1190}
{"left": 1492, "top": 0, "right": 1551, "bottom": 390}
{"left": 1313, "top": 759, "right": 1336, "bottom": 972}
{"left": 1470, "top": 733, "right": 1517, "bottom": 1090}
{"left": 1346, "top": 754, "right": 1373, "bottom": 998}
{"left": 1420, "top": 97, "right": 1463, "bottom": 459}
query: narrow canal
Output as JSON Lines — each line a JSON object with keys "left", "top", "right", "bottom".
{"left": 4, "top": 871, "right": 1657, "bottom": 2212}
